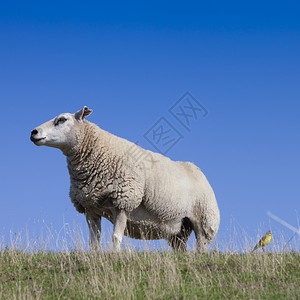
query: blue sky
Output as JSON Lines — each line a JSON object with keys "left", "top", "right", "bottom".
{"left": 0, "top": 1, "right": 299, "bottom": 251}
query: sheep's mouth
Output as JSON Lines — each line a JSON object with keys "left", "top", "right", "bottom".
{"left": 30, "top": 136, "right": 46, "bottom": 144}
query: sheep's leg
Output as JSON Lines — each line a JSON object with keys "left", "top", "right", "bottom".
{"left": 168, "top": 236, "right": 188, "bottom": 252}
{"left": 190, "top": 206, "right": 218, "bottom": 252}
{"left": 192, "top": 222, "right": 210, "bottom": 252}
{"left": 168, "top": 218, "right": 193, "bottom": 252}
{"left": 86, "top": 212, "right": 101, "bottom": 251}
{"left": 112, "top": 209, "right": 127, "bottom": 252}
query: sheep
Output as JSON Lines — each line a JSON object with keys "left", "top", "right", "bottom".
{"left": 30, "top": 106, "right": 220, "bottom": 252}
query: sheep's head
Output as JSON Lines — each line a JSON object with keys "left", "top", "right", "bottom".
{"left": 30, "top": 106, "right": 92, "bottom": 152}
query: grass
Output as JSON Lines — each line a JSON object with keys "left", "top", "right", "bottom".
{"left": 1, "top": 221, "right": 299, "bottom": 299}
{"left": 0, "top": 249, "right": 299, "bottom": 299}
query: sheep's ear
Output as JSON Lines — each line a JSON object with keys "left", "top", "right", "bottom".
{"left": 75, "top": 106, "right": 93, "bottom": 121}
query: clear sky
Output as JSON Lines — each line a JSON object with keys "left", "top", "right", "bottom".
{"left": 0, "top": 1, "right": 299, "bottom": 251}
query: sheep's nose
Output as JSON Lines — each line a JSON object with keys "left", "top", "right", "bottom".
{"left": 31, "top": 129, "right": 38, "bottom": 136}
{"left": 30, "top": 128, "right": 40, "bottom": 142}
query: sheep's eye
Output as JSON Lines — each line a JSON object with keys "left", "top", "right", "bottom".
{"left": 55, "top": 117, "right": 67, "bottom": 126}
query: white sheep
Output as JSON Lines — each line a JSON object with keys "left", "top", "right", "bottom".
{"left": 31, "top": 107, "right": 220, "bottom": 252}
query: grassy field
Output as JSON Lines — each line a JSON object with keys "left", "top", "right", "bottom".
{"left": 0, "top": 249, "right": 299, "bottom": 299}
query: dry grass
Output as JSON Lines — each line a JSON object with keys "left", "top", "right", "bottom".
{"left": 1, "top": 222, "right": 299, "bottom": 299}
{"left": 0, "top": 249, "right": 299, "bottom": 299}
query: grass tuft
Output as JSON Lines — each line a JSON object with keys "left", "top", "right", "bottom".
{"left": 0, "top": 250, "right": 299, "bottom": 299}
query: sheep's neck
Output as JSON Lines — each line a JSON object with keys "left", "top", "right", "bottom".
{"left": 65, "top": 123, "right": 116, "bottom": 187}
